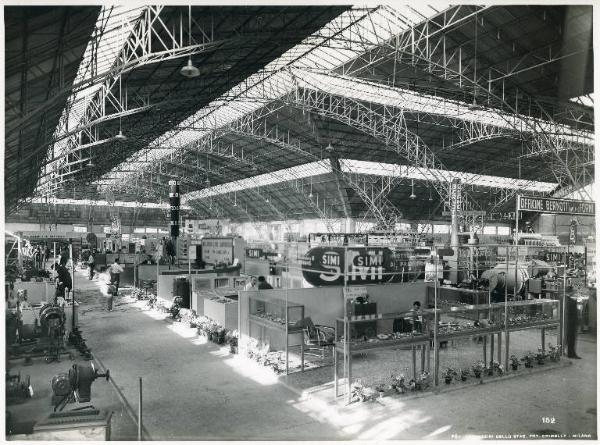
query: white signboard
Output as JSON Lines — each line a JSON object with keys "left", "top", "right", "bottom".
{"left": 202, "top": 238, "right": 234, "bottom": 264}
{"left": 343, "top": 286, "right": 367, "bottom": 301}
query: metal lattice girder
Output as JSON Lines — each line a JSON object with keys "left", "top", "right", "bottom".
{"left": 37, "top": 5, "right": 231, "bottom": 196}
{"left": 370, "top": 24, "right": 594, "bottom": 197}
{"left": 289, "top": 67, "right": 593, "bottom": 207}
{"left": 145, "top": 149, "right": 338, "bottom": 228}
{"left": 17, "top": 6, "right": 226, "bottom": 135}
{"left": 95, "top": 5, "right": 445, "bottom": 192}
{"left": 226, "top": 113, "right": 403, "bottom": 232}
{"left": 283, "top": 70, "right": 482, "bottom": 216}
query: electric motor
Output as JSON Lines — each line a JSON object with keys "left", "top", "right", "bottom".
{"left": 39, "top": 304, "right": 65, "bottom": 337}
{"left": 51, "top": 373, "right": 71, "bottom": 397}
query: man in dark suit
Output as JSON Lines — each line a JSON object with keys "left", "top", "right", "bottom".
{"left": 565, "top": 294, "right": 581, "bottom": 359}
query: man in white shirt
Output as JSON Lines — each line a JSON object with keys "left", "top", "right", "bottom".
{"left": 109, "top": 258, "right": 125, "bottom": 295}
{"left": 244, "top": 276, "right": 257, "bottom": 291}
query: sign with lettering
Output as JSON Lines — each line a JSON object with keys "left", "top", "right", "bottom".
{"left": 301, "top": 247, "right": 399, "bottom": 286}
{"left": 343, "top": 286, "right": 367, "bottom": 300}
{"left": 246, "top": 248, "right": 263, "bottom": 259}
{"left": 518, "top": 196, "right": 595, "bottom": 216}
{"left": 201, "top": 238, "right": 234, "bottom": 264}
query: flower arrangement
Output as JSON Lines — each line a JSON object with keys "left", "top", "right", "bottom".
{"left": 226, "top": 330, "right": 239, "bottom": 354}
{"left": 178, "top": 309, "right": 196, "bottom": 327}
{"left": 472, "top": 361, "right": 485, "bottom": 378}
{"left": 350, "top": 380, "right": 377, "bottom": 402}
{"left": 413, "top": 371, "right": 431, "bottom": 390}
{"left": 490, "top": 360, "right": 504, "bottom": 376}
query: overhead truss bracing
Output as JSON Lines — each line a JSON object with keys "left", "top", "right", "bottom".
{"left": 338, "top": 4, "right": 593, "bottom": 199}
{"left": 18, "top": 4, "right": 594, "bottom": 229}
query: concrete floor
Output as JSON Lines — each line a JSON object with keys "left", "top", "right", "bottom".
{"left": 75, "top": 269, "right": 597, "bottom": 440}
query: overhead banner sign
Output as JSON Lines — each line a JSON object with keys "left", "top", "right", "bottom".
{"left": 518, "top": 195, "right": 595, "bottom": 216}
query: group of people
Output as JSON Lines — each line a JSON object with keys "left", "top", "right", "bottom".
{"left": 32, "top": 244, "right": 51, "bottom": 269}
{"left": 243, "top": 275, "right": 273, "bottom": 290}
{"left": 86, "top": 251, "right": 124, "bottom": 296}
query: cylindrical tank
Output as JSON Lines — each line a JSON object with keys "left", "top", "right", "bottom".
{"left": 490, "top": 263, "right": 529, "bottom": 295}
{"left": 173, "top": 277, "right": 190, "bottom": 308}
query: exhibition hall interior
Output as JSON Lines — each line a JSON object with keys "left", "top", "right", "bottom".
{"left": 3, "top": 3, "right": 597, "bottom": 441}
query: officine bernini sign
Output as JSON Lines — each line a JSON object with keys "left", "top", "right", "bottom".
{"left": 518, "top": 195, "right": 595, "bottom": 216}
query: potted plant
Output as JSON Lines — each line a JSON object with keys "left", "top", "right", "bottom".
{"left": 391, "top": 373, "right": 407, "bottom": 394}
{"left": 522, "top": 353, "right": 534, "bottom": 368}
{"left": 472, "top": 361, "right": 485, "bottom": 379}
{"left": 374, "top": 383, "right": 387, "bottom": 398}
{"left": 442, "top": 368, "right": 456, "bottom": 384}
{"left": 228, "top": 331, "right": 239, "bottom": 354}
{"left": 416, "top": 371, "right": 431, "bottom": 390}
{"left": 548, "top": 343, "right": 561, "bottom": 362}
{"left": 459, "top": 368, "right": 468, "bottom": 382}
{"left": 215, "top": 327, "right": 226, "bottom": 344}
{"left": 510, "top": 355, "right": 520, "bottom": 371}
{"left": 535, "top": 348, "right": 546, "bottom": 365}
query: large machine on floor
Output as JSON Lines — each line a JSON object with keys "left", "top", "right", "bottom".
{"left": 51, "top": 362, "right": 110, "bottom": 411}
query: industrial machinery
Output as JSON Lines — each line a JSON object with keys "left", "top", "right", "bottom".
{"left": 8, "top": 302, "right": 72, "bottom": 363}
{"left": 51, "top": 362, "right": 110, "bottom": 412}
{"left": 6, "top": 371, "right": 34, "bottom": 403}
{"left": 480, "top": 259, "right": 555, "bottom": 301}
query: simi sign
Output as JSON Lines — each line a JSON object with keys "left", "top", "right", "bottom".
{"left": 301, "top": 247, "right": 399, "bottom": 286}
{"left": 518, "top": 195, "right": 595, "bottom": 216}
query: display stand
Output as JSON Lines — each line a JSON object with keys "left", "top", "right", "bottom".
{"left": 333, "top": 311, "right": 431, "bottom": 404}
{"left": 248, "top": 296, "right": 305, "bottom": 374}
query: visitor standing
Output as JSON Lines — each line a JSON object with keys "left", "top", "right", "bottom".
{"left": 55, "top": 258, "right": 73, "bottom": 302}
{"left": 88, "top": 251, "right": 96, "bottom": 280}
{"left": 257, "top": 276, "right": 273, "bottom": 290}
{"left": 109, "top": 258, "right": 125, "bottom": 295}
{"left": 565, "top": 293, "right": 581, "bottom": 359}
{"left": 244, "top": 276, "right": 258, "bottom": 290}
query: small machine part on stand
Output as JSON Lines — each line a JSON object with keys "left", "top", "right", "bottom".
{"left": 51, "top": 362, "right": 110, "bottom": 412}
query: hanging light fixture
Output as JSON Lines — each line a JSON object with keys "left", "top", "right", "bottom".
{"left": 180, "top": 5, "right": 200, "bottom": 78}
{"left": 308, "top": 176, "right": 313, "bottom": 198}
{"left": 410, "top": 179, "right": 417, "bottom": 200}
{"left": 233, "top": 191, "right": 237, "bottom": 206}
{"left": 115, "top": 74, "right": 127, "bottom": 140}
{"left": 204, "top": 152, "right": 210, "bottom": 185}
{"left": 87, "top": 147, "right": 95, "bottom": 167}
{"left": 428, "top": 188, "right": 433, "bottom": 201}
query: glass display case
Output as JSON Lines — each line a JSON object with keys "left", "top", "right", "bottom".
{"left": 248, "top": 296, "right": 305, "bottom": 331}
{"left": 248, "top": 296, "right": 305, "bottom": 374}
{"left": 433, "top": 299, "right": 560, "bottom": 339}
{"left": 334, "top": 310, "right": 433, "bottom": 402}
{"left": 505, "top": 298, "right": 559, "bottom": 330}
{"left": 434, "top": 303, "right": 506, "bottom": 339}
{"left": 426, "top": 285, "right": 489, "bottom": 308}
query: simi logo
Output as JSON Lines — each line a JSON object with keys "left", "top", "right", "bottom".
{"left": 302, "top": 247, "right": 398, "bottom": 286}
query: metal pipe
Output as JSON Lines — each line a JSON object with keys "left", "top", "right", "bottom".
{"left": 138, "top": 377, "right": 143, "bottom": 441}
